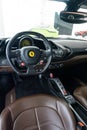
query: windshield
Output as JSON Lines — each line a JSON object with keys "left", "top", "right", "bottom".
{"left": 0, "top": 0, "right": 87, "bottom": 39}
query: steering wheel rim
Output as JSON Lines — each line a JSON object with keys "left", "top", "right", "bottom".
{"left": 6, "top": 31, "right": 52, "bottom": 76}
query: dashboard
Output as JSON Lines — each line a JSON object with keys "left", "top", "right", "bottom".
{"left": 49, "top": 38, "right": 87, "bottom": 69}
{"left": 0, "top": 36, "right": 87, "bottom": 72}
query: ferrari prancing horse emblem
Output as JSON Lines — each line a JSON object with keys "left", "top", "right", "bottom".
{"left": 28, "top": 51, "right": 35, "bottom": 57}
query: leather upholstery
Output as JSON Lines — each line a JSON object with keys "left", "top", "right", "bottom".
{"left": 0, "top": 95, "right": 76, "bottom": 130}
{"left": 74, "top": 86, "right": 87, "bottom": 109}
{"left": 5, "top": 88, "right": 16, "bottom": 107}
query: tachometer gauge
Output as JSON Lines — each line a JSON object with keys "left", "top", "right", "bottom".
{"left": 19, "top": 36, "right": 33, "bottom": 48}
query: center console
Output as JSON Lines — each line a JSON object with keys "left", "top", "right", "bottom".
{"left": 49, "top": 77, "right": 87, "bottom": 128}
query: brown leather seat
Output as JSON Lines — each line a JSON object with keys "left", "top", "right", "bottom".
{"left": 0, "top": 94, "right": 76, "bottom": 130}
{"left": 74, "top": 86, "right": 87, "bottom": 109}
{"left": 5, "top": 88, "right": 16, "bottom": 107}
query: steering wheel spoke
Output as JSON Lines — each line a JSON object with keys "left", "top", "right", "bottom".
{"left": 26, "top": 66, "right": 30, "bottom": 74}
{"left": 26, "top": 65, "right": 36, "bottom": 75}
{"left": 10, "top": 49, "right": 20, "bottom": 58}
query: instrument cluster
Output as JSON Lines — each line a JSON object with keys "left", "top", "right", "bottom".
{"left": 19, "top": 36, "right": 34, "bottom": 48}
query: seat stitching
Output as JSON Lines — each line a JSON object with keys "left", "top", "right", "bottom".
{"left": 56, "top": 100, "right": 66, "bottom": 130}
{"left": 8, "top": 106, "right": 14, "bottom": 122}
{"left": 24, "top": 122, "right": 64, "bottom": 130}
{"left": 39, "top": 121, "right": 64, "bottom": 130}
{"left": 34, "top": 108, "right": 41, "bottom": 130}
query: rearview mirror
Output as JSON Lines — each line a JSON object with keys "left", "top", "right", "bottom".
{"left": 60, "top": 11, "right": 87, "bottom": 24}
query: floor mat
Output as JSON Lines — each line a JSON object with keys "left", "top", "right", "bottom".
{"left": 0, "top": 92, "right": 5, "bottom": 113}
{"left": 15, "top": 76, "right": 51, "bottom": 99}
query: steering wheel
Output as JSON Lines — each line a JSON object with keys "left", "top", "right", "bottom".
{"left": 6, "top": 31, "right": 52, "bottom": 76}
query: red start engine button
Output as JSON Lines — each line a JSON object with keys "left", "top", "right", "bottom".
{"left": 20, "top": 62, "right": 25, "bottom": 67}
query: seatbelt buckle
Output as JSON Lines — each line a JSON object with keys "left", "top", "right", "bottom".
{"left": 77, "top": 122, "right": 86, "bottom": 130}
